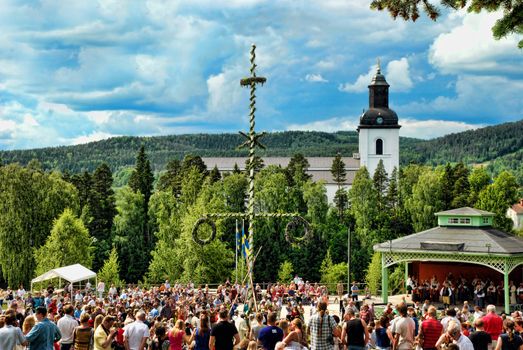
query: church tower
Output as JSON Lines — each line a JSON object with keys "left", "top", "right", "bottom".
{"left": 358, "top": 63, "right": 400, "bottom": 177}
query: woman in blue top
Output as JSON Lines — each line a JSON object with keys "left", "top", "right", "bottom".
{"left": 374, "top": 316, "right": 392, "bottom": 350}
{"left": 189, "top": 314, "right": 211, "bottom": 350}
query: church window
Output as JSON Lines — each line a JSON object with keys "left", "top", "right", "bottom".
{"left": 376, "top": 138, "right": 383, "bottom": 155}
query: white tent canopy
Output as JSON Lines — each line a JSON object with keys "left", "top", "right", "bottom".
{"left": 31, "top": 264, "right": 96, "bottom": 288}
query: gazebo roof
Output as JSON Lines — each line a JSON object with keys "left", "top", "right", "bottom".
{"left": 374, "top": 225, "right": 523, "bottom": 255}
{"left": 435, "top": 207, "right": 495, "bottom": 217}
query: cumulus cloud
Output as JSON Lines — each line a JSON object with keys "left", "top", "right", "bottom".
{"left": 286, "top": 116, "right": 484, "bottom": 139}
{"left": 429, "top": 10, "right": 522, "bottom": 74}
{"left": 70, "top": 131, "right": 119, "bottom": 145}
{"left": 305, "top": 74, "right": 328, "bottom": 83}
{"left": 395, "top": 75, "right": 523, "bottom": 121}
{"left": 339, "top": 57, "right": 413, "bottom": 93}
{"left": 386, "top": 58, "right": 413, "bottom": 91}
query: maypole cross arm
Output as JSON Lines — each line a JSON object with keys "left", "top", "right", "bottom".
{"left": 192, "top": 213, "right": 312, "bottom": 246}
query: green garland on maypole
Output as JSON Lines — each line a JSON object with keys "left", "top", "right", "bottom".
{"left": 191, "top": 44, "right": 312, "bottom": 313}
{"left": 239, "top": 44, "right": 267, "bottom": 312}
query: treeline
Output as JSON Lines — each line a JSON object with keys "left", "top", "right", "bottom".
{"left": 1, "top": 120, "right": 522, "bottom": 185}
{"left": 0, "top": 147, "right": 520, "bottom": 290}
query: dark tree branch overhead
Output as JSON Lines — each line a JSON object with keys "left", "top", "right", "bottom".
{"left": 370, "top": 0, "right": 523, "bottom": 48}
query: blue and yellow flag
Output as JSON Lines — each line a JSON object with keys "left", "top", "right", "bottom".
{"left": 241, "top": 226, "right": 251, "bottom": 260}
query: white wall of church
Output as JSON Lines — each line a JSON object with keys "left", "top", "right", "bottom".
{"left": 358, "top": 128, "right": 399, "bottom": 176}
{"left": 326, "top": 184, "right": 351, "bottom": 204}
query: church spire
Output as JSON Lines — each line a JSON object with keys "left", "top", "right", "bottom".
{"left": 368, "top": 60, "right": 389, "bottom": 109}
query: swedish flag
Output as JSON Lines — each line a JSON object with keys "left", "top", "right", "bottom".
{"left": 241, "top": 227, "right": 251, "bottom": 260}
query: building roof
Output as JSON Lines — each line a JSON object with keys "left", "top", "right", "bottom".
{"left": 201, "top": 157, "right": 360, "bottom": 185}
{"left": 435, "top": 207, "right": 495, "bottom": 217}
{"left": 374, "top": 225, "right": 523, "bottom": 255}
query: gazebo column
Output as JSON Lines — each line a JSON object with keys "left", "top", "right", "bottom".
{"left": 405, "top": 262, "right": 409, "bottom": 293}
{"left": 504, "top": 260, "right": 510, "bottom": 314}
{"left": 382, "top": 254, "right": 388, "bottom": 303}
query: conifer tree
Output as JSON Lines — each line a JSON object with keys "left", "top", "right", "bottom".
{"left": 232, "top": 163, "right": 241, "bottom": 174}
{"left": 181, "top": 155, "right": 207, "bottom": 176}
{"left": 129, "top": 146, "right": 154, "bottom": 244}
{"left": 157, "top": 159, "right": 182, "bottom": 196}
{"left": 209, "top": 165, "right": 221, "bottom": 184}
{"left": 441, "top": 163, "right": 454, "bottom": 209}
{"left": 286, "top": 153, "right": 311, "bottom": 185}
{"left": 98, "top": 247, "right": 123, "bottom": 287}
{"left": 88, "top": 163, "right": 116, "bottom": 271}
{"left": 331, "top": 153, "right": 347, "bottom": 215}
{"left": 451, "top": 162, "right": 470, "bottom": 208}
{"left": 373, "top": 160, "right": 389, "bottom": 209}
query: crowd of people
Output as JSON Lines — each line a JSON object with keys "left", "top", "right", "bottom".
{"left": 407, "top": 274, "right": 523, "bottom": 308}
{"left": 2, "top": 277, "right": 523, "bottom": 350}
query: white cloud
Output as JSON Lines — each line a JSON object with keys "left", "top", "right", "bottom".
{"left": 386, "top": 58, "right": 413, "bottom": 92}
{"left": 429, "top": 10, "right": 522, "bottom": 74}
{"left": 305, "top": 74, "right": 328, "bottom": 83}
{"left": 206, "top": 64, "right": 244, "bottom": 114}
{"left": 286, "top": 116, "right": 484, "bottom": 139}
{"left": 338, "top": 66, "right": 375, "bottom": 93}
{"left": 339, "top": 58, "right": 413, "bottom": 93}
{"left": 395, "top": 75, "right": 523, "bottom": 120}
{"left": 399, "top": 118, "right": 484, "bottom": 139}
{"left": 70, "top": 131, "right": 118, "bottom": 145}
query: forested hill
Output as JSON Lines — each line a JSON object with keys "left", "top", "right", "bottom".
{"left": 0, "top": 119, "right": 522, "bottom": 182}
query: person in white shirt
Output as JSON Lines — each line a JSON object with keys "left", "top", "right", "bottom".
{"left": 57, "top": 304, "right": 79, "bottom": 350}
{"left": 436, "top": 321, "right": 474, "bottom": 350}
{"left": 97, "top": 281, "right": 105, "bottom": 299}
{"left": 124, "top": 311, "right": 149, "bottom": 350}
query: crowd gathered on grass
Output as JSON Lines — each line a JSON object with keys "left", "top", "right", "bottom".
{"left": 2, "top": 277, "right": 523, "bottom": 350}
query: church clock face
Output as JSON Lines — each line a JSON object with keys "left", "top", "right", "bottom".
{"left": 376, "top": 117, "right": 383, "bottom": 124}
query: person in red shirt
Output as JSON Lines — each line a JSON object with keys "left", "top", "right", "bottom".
{"left": 482, "top": 305, "right": 503, "bottom": 347}
{"left": 420, "top": 306, "right": 443, "bottom": 350}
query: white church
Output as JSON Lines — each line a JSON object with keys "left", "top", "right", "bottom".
{"left": 202, "top": 66, "right": 400, "bottom": 203}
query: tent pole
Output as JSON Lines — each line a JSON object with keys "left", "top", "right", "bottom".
{"left": 505, "top": 261, "right": 510, "bottom": 314}
{"left": 381, "top": 253, "right": 388, "bottom": 304}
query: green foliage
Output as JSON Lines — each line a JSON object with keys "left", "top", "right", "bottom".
{"left": 320, "top": 250, "right": 347, "bottom": 293}
{"left": 0, "top": 164, "right": 79, "bottom": 287}
{"left": 113, "top": 187, "right": 148, "bottom": 283}
{"left": 157, "top": 159, "right": 182, "bottom": 196}
{"left": 476, "top": 171, "right": 519, "bottom": 231}
{"left": 96, "top": 247, "right": 123, "bottom": 288}
{"left": 373, "top": 160, "right": 389, "bottom": 209}
{"left": 88, "top": 163, "right": 117, "bottom": 271}
{"left": 34, "top": 208, "right": 92, "bottom": 276}
{"left": 370, "top": 0, "right": 523, "bottom": 48}
{"left": 407, "top": 169, "right": 444, "bottom": 232}
{"left": 278, "top": 261, "right": 294, "bottom": 283}
{"left": 365, "top": 252, "right": 382, "bottom": 296}
{"left": 388, "top": 263, "right": 405, "bottom": 294}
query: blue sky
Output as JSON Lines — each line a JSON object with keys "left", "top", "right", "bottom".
{"left": 0, "top": 0, "right": 521, "bottom": 150}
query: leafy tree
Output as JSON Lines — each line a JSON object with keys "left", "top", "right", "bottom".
{"left": 476, "top": 171, "right": 519, "bottom": 231}
{"left": 469, "top": 167, "right": 491, "bottom": 205}
{"left": 98, "top": 247, "right": 124, "bottom": 288}
{"left": 365, "top": 252, "right": 382, "bottom": 296}
{"left": 34, "top": 209, "right": 92, "bottom": 276}
{"left": 157, "top": 159, "right": 182, "bottom": 196}
{"left": 0, "top": 164, "right": 79, "bottom": 287}
{"left": 331, "top": 154, "right": 347, "bottom": 215}
{"left": 407, "top": 169, "right": 445, "bottom": 232}
{"left": 113, "top": 187, "right": 148, "bottom": 283}
{"left": 370, "top": 0, "right": 523, "bottom": 48}
{"left": 181, "top": 155, "right": 208, "bottom": 176}
{"left": 88, "top": 163, "right": 117, "bottom": 271}
{"left": 278, "top": 261, "right": 294, "bottom": 283}
{"left": 320, "top": 250, "right": 347, "bottom": 293}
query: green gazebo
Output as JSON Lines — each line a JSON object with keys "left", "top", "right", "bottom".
{"left": 374, "top": 207, "right": 523, "bottom": 313}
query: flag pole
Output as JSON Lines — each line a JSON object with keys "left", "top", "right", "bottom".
{"left": 235, "top": 219, "right": 239, "bottom": 284}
